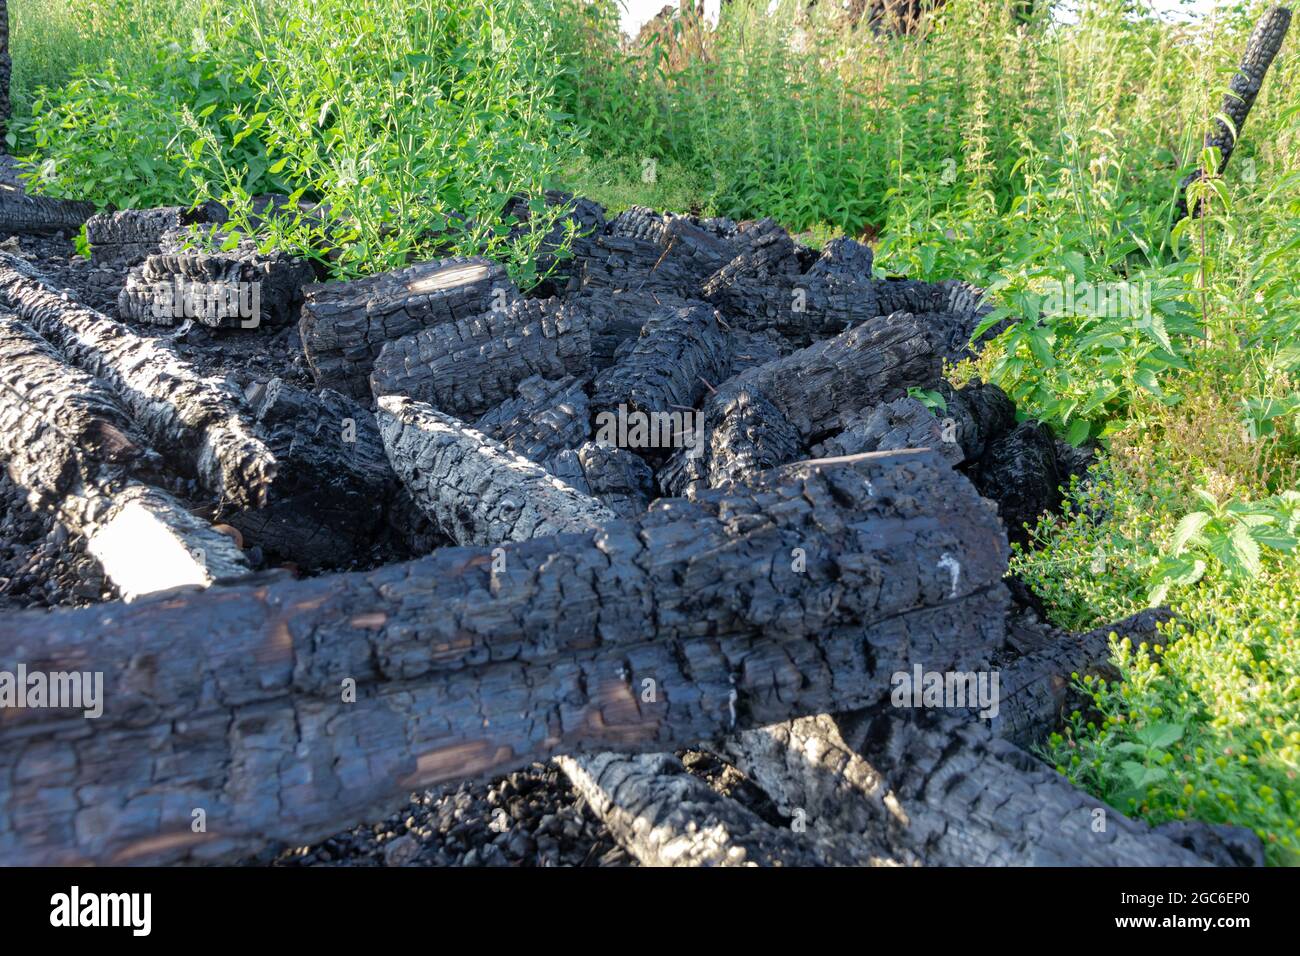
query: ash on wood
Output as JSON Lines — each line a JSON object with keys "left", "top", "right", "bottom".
{"left": 118, "top": 230, "right": 315, "bottom": 329}
{"left": 0, "top": 252, "right": 276, "bottom": 509}
{"left": 0, "top": 313, "right": 248, "bottom": 597}
{"left": 299, "top": 257, "right": 514, "bottom": 397}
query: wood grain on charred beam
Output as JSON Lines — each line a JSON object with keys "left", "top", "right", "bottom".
{"left": 0, "top": 192, "right": 95, "bottom": 236}
{"left": 557, "top": 752, "right": 901, "bottom": 866}
{"left": 474, "top": 375, "right": 591, "bottom": 464}
{"left": 591, "top": 304, "right": 731, "bottom": 420}
{"left": 0, "top": 314, "right": 248, "bottom": 596}
{"left": 299, "top": 257, "right": 514, "bottom": 397}
{"left": 719, "top": 312, "right": 941, "bottom": 441}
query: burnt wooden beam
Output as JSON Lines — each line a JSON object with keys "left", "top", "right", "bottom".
{"left": 85, "top": 205, "right": 221, "bottom": 267}
{"left": 0, "top": 451, "right": 1008, "bottom": 864}
{"left": 0, "top": 314, "right": 249, "bottom": 596}
{"left": 547, "top": 442, "right": 655, "bottom": 520}
{"left": 117, "top": 231, "right": 314, "bottom": 329}
{"left": 591, "top": 304, "right": 731, "bottom": 424}
{"left": 724, "top": 708, "right": 1234, "bottom": 866}
{"left": 978, "top": 608, "right": 1174, "bottom": 749}
{"left": 556, "top": 751, "right": 900, "bottom": 866}
{"left": 299, "top": 257, "right": 515, "bottom": 398}
{"left": 0, "top": 192, "right": 96, "bottom": 235}
{"left": 720, "top": 311, "right": 942, "bottom": 441}
{"left": 473, "top": 375, "right": 592, "bottom": 464}
{"left": 228, "top": 379, "right": 398, "bottom": 570}
{"left": 377, "top": 395, "right": 615, "bottom": 545}
{"left": 370, "top": 297, "right": 592, "bottom": 419}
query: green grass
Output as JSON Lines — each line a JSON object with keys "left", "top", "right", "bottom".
{"left": 9, "top": 0, "right": 1300, "bottom": 861}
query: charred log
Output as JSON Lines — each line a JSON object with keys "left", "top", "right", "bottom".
{"left": 557, "top": 751, "right": 899, "bottom": 866}
{"left": 547, "top": 442, "right": 655, "bottom": 520}
{"left": 0, "top": 451, "right": 1008, "bottom": 864}
{"left": 225, "top": 379, "right": 397, "bottom": 571}
{"left": 0, "top": 314, "right": 248, "bottom": 597}
{"left": 0, "top": 252, "right": 276, "bottom": 508}
{"left": 1175, "top": 7, "right": 1292, "bottom": 222}
{"left": 299, "top": 257, "right": 515, "bottom": 398}
{"left": 474, "top": 375, "right": 592, "bottom": 465}
{"left": 0, "top": 192, "right": 95, "bottom": 236}
{"left": 377, "top": 395, "right": 615, "bottom": 544}
{"left": 370, "top": 297, "right": 592, "bottom": 419}
{"left": 117, "top": 230, "right": 314, "bottom": 329}
{"left": 590, "top": 304, "right": 731, "bottom": 426}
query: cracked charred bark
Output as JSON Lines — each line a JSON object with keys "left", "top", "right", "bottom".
{"left": 0, "top": 252, "right": 276, "bottom": 509}
{"left": 719, "top": 608, "right": 1258, "bottom": 866}
{"left": 720, "top": 312, "right": 942, "bottom": 441}
{"left": 299, "top": 257, "right": 514, "bottom": 398}
{"left": 370, "top": 298, "right": 592, "bottom": 419}
{"left": 556, "top": 752, "right": 902, "bottom": 866}
{"left": 591, "top": 304, "right": 731, "bottom": 422}
{"left": 546, "top": 442, "right": 655, "bottom": 520}
{"left": 118, "top": 231, "right": 315, "bottom": 328}
{"left": 0, "top": 451, "right": 1009, "bottom": 864}
{"left": 85, "top": 205, "right": 221, "bottom": 267}
{"left": 227, "top": 379, "right": 398, "bottom": 570}
{"left": 474, "top": 375, "right": 592, "bottom": 464}
{"left": 377, "top": 395, "right": 616, "bottom": 544}
{"left": 0, "top": 192, "right": 96, "bottom": 236}
{"left": 0, "top": 314, "right": 249, "bottom": 597}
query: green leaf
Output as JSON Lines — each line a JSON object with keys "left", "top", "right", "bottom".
{"left": 1064, "top": 418, "right": 1091, "bottom": 447}
{"left": 1170, "top": 512, "right": 1211, "bottom": 555}
{"left": 1138, "top": 722, "right": 1184, "bottom": 749}
{"left": 1229, "top": 523, "right": 1262, "bottom": 576}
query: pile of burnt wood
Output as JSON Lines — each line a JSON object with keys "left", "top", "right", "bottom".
{"left": 0, "top": 187, "right": 1265, "bottom": 867}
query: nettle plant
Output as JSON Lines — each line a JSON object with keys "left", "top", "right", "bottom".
{"left": 1148, "top": 488, "right": 1300, "bottom": 605}
{"left": 973, "top": 260, "right": 1196, "bottom": 446}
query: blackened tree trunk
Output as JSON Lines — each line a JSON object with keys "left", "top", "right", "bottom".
{"left": 1175, "top": 6, "right": 1292, "bottom": 222}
